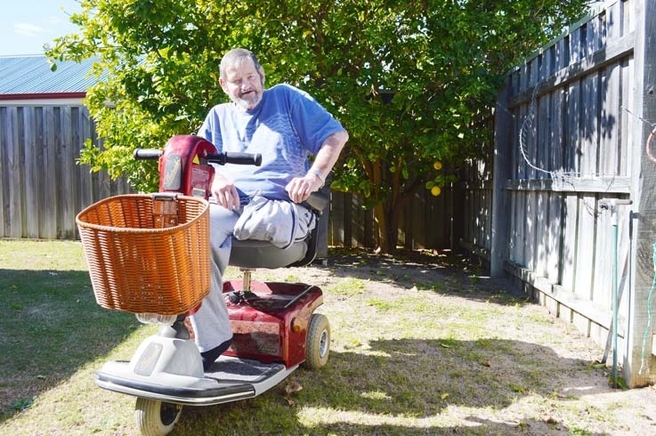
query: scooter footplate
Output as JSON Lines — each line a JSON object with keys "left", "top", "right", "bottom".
{"left": 95, "top": 360, "right": 254, "bottom": 406}
{"left": 95, "top": 357, "right": 294, "bottom": 406}
{"left": 205, "top": 356, "right": 286, "bottom": 383}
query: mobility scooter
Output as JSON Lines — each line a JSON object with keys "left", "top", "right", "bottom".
{"left": 76, "top": 135, "right": 331, "bottom": 436}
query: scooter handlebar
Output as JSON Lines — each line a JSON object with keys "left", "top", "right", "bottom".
{"left": 133, "top": 149, "right": 163, "bottom": 160}
{"left": 211, "top": 152, "right": 263, "bottom": 167}
{"left": 133, "top": 149, "right": 262, "bottom": 167}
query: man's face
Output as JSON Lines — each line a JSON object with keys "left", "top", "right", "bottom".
{"left": 220, "top": 58, "right": 265, "bottom": 110}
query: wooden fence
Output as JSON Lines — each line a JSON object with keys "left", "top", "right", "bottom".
{"left": 0, "top": 105, "right": 131, "bottom": 240}
{"left": 0, "top": 105, "right": 452, "bottom": 249}
{"left": 329, "top": 188, "right": 453, "bottom": 251}
{"left": 462, "top": 0, "right": 656, "bottom": 387}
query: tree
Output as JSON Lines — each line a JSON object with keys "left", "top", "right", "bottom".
{"left": 48, "top": 0, "right": 588, "bottom": 253}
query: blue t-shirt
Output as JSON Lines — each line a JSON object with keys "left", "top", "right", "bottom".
{"left": 197, "top": 84, "right": 344, "bottom": 201}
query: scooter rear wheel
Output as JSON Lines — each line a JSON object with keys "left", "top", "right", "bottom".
{"left": 135, "top": 398, "right": 182, "bottom": 436}
{"left": 304, "top": 313, "right": 330, "bottom": 369}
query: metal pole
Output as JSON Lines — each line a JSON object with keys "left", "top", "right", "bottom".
{"left": 612, "top": 213, "right": 619, "bottom": 388}
{"left": 600, "top": 198, "right": 632, "bottom": 388}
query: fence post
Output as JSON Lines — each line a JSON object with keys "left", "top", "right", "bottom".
{"left": 491, "top": 84, "right": 512, "bottom": 277}
{"left": 625, "top": 0, "right": 656, "bottom": 388}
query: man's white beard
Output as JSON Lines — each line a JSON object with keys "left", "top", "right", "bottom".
{"left": 232, "top": 92, "right": 260, "bottom": 111}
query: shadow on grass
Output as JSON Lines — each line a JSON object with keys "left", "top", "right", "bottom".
{"left": 325, "top": 248, "right": 527, "bottom": 306}
{"left": 0, "top": 269, "right": 139, "bottom": 423}
{"left": 175, "top": 338, "right": 607, "bottom": 435}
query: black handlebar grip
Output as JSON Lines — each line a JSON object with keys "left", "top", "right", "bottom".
{"left": 133, "top": 149, "right": 163, "bottom": 160}
{"left": 223, "top": 152, "right": 263, "bottom": 166}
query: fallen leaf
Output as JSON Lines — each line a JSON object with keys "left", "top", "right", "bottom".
{"left": 284, "top": 380, "right": 303, "bottom": 396}
{"left": 541, "top": 414, "right": 559, "bottom": 424}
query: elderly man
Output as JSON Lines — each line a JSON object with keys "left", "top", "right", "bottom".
{"left": 190, "top": 48, "right": 348, "bottom": 370}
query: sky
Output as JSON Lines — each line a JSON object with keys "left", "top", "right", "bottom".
{"left": 0, "top": 1, "right": 82, "bottom": 56}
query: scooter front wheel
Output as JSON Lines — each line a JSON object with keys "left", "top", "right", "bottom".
{"left": 135, "top": 398, "right": 182, "bottom": 436}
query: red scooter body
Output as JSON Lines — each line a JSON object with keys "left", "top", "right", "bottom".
{"left": 157, "top": 134, "right": 216, "bottom": 198}
{"left": 223, "top": 281, "right": 323, "bottom": 367}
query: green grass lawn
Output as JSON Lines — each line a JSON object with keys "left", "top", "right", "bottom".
{"left": 1, "top": 240, "right": 655, "bottom": 436}
{"left": 0, "top": 240, "right": 140, "bottom": 417}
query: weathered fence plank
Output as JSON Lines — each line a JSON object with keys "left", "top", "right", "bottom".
{"left": 560, "top": 194, "right": 578, "bottom": 292}
{"left": 545, "top": 192, "right": 562, "bottom": 283}
{"left": 3, "top": 108, "right": 22, "bottom": 238}
{"left": 61, "top": 107, "right": 77, "bottom": 239}
{"left": 42, "top": 107, "right": 59, "bottom": 239}
{"left": 23, "top": 109, "right": 39, "bottom": 238}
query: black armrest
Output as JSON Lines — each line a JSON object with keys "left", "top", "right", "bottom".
{"left": 303, "top": 192, "right": 329, "bottom": 214}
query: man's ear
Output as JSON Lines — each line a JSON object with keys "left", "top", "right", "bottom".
{"left": 219, "top": 77, "right": 229, "bottom": 94}
{"left": 260, "top": 67, "right": 266, "bottom": 86}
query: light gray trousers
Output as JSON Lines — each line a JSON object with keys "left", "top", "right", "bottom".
{"left": 188, "top": 203, "right": 239, "bottom": 352}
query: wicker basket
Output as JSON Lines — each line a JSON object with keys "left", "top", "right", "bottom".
{"left": 76, "top": 194, "right": 210, "bottom": 315}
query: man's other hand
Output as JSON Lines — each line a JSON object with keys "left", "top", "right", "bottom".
{"left": 211, "top": 174, "right": 240, "bottom": 210}
{"left": 286, "top": 175, "right": 322, "bottom": 203}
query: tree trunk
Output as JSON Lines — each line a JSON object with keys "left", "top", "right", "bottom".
{"left": 373, "top": 203, "right": 390, "bottom": 253}
{"left": 373, "top": 194, "right": 403, "bottom": 254}
{"left": 372, "top": 175, "right": 423, "bottom": 254}
{"left": 358, "top": 153, "right": 422, "bottom": 254}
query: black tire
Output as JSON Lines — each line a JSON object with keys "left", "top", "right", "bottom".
{"left": 303, "top": 313, "right": 330, "bottom": 369}
{"left": 135, "top": 398, "right": 182, "bottom": 436}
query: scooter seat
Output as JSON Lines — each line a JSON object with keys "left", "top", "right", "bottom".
{"left": 229, "top": 239, "right": 308, "bottom": 269}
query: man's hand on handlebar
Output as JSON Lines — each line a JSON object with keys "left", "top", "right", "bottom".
{"left": 211, "top": 174, "right": 241, "bottom": 210}
{"left": 286, "top": 175, "right": 323, "bottom": 204}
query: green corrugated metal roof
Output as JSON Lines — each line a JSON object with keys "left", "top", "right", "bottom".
{"left": 0, "top": 55, "right": 102, "bottom": 96}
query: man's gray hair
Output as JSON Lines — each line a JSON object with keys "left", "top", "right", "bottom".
{"left": 220, "top": 48, "right": 264, "bottom": 80}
